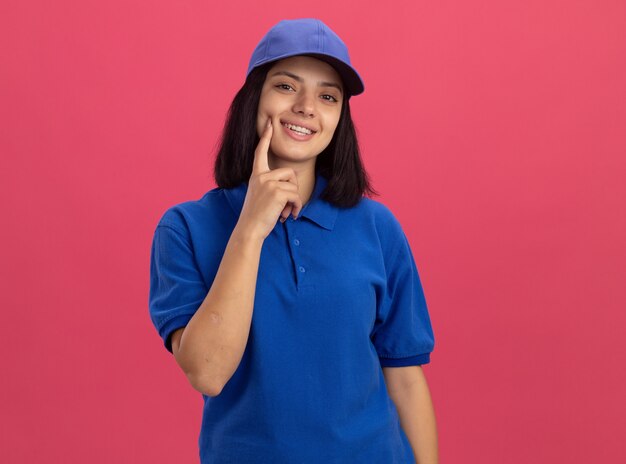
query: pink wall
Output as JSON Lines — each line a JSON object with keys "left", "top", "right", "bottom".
{"left": 2, "top": 1, "right": 625, "bottom": 462}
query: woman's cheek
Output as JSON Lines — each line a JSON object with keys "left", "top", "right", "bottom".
{"left": 256, "top": 113, "right": 270, "bottom": 138}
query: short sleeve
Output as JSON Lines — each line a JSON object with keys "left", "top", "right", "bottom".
{"left": 371, "top": 229, "right": 435, "bottom": 367}
{"left": 148, "top": 218, "right": 208, "bottom": 354}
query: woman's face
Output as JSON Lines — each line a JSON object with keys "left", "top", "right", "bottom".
{"left": 256, "top": 55, "right": 344, "bottom": 166}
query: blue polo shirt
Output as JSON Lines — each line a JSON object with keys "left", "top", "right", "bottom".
{"left": 149, "top": 170, "right": 435, "bottom": 463}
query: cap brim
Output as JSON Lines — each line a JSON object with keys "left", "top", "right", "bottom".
{"left": 300, "top": 53, "right": 365, "bottom": 97}
{"left": 249, "top": 52, "right": 364, "bottom": 97}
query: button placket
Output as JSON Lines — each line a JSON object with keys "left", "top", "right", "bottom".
{"left": 283, "top": 218, "right": 307, "bottom": 288}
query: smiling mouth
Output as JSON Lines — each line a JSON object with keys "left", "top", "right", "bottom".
{"left": 280, "top": 120, "right": 317, "bottom": 135}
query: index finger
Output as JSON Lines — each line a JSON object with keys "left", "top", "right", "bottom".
{"left": 252, "top": 117, "right": 273, "bottom": 175}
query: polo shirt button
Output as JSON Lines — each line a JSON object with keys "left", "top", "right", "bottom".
{"left": 294, "top": 239, "right": 300, "bottom": 246}
{"left": 298, "top": 266, "right": 306, "bottom": 273}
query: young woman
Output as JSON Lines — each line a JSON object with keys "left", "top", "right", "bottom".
{"left": 149, "top": 18, "right": 438, "bottom": 464}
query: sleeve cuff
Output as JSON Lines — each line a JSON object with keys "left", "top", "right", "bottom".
{"left": 379, "top": 353, "right": 431, "bottom": 367}
{"left": 161, "top": 313, "right": 195, "bottom": 354}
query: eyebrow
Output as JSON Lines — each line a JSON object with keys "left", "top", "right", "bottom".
{"left": 269, "top": 70, "right": 343, "bottom": 96}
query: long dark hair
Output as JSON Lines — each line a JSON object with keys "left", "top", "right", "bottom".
{"left": 213, "top": 60, "right": 379, "bottom": 208}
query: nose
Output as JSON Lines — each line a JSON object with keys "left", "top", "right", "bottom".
{"left": 292, "top": 90, "right": 315, "bottom": 118}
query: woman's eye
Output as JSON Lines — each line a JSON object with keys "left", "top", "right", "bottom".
{"left": 275, "top": 84, "right": 338, "bottom": 102}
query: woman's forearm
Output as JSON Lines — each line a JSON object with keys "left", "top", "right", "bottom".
{"left": 176, "top": 223, "right": 264, "bottom": 396}
{"left": 384, "top": 366, "right": 439, "bottom": 464}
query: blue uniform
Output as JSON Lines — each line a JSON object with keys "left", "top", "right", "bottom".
{"left": 149, "top": 171, "right": 435, "bottom": 463}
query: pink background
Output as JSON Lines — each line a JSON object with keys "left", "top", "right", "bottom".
{"left": 2, "top": 1, "right": 625, "bottom": 462}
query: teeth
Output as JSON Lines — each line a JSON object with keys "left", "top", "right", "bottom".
{"left": 283, "top": 123, "right": 313, "bottom": 135}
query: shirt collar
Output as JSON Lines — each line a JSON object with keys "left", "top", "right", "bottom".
{"left": 224, "top": 171, "right": 337, "bottom": 230}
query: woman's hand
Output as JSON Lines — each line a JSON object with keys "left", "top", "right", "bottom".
{"left": 236, "top": 118, "right": 303, "bottom": 241}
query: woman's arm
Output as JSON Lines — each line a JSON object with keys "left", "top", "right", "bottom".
{"left": 173, "top": 224, "right": 264, "bottom": 397}
{"left": 383, "top": 365, "right": 439, "bottom": 464}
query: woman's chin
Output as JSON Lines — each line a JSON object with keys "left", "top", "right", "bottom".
{"left": 270, "top": 146, "right": 320, "bottom": 162}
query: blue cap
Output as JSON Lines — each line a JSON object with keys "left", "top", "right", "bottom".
{"left": 246, "top": 18, "right": 365, "bottom": 97}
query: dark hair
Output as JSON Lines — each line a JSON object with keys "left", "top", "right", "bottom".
{"left": 213, "top": 60, "right": 379, "bottom": 208}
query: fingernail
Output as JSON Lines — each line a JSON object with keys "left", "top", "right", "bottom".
{"left": 267, "top": 118, "right": 272, "bottom": 128}
{"left": 280, "top": 216, "right": 285, "bottom": 223}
